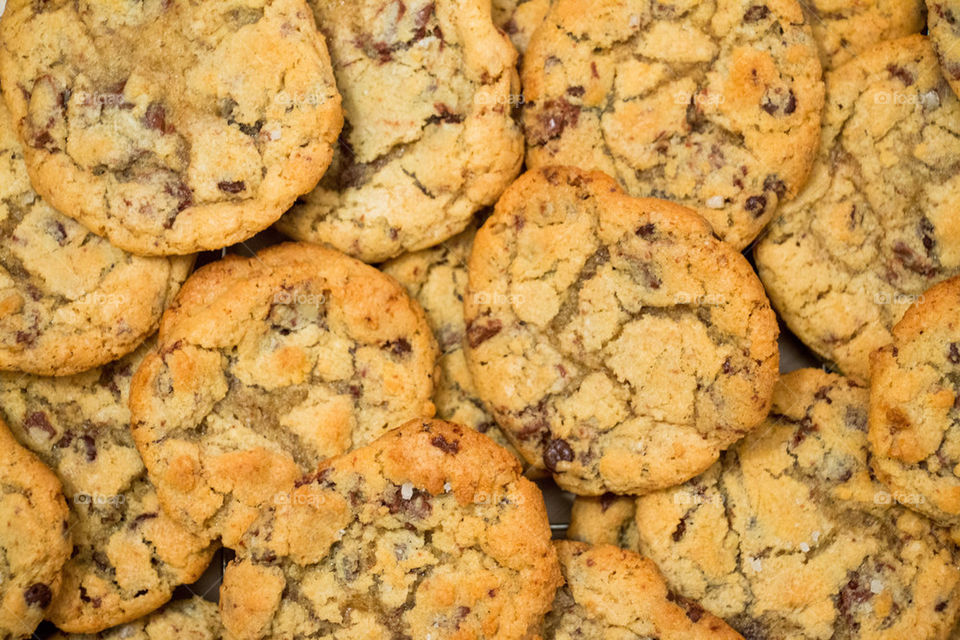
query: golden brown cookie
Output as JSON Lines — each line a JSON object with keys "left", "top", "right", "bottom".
{"left": 130, "top": 243, "right": 439, "bottom": 547}
{"left": 219, "top": 419, "right": 562, "bottom": 639}
{"left": 464, "top": 167, "right": 779, "bottom": 496}
{"left": 49, "top": 597, "right": 222, "bottom": 640}
{"left": 522, "top": 0, "right": 825, "bottom": 250}
{"left": 0, "top": 0, "right": 342, "bottom": 255}
{"left": 928, "top": 0, "right": 960, "bottom": 98}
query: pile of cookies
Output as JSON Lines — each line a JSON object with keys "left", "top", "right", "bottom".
{"left": 0, "top": 0, "right": 958, "bottom": 638}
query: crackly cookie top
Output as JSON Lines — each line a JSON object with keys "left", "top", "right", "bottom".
{"left": 130, "top": 243, "right": 439, "bottom": 547}
{"left": 755, "top": 35, "right": 960, "bottom": 382}
{"left": 0, "top": 344, "right": 218, "bottom": 634}
{"left": 868, "top": 275, "right": 960, "bottom": 530}
{"left": 0, "top": 96, "right": 191, "bottom": 376}
{"left": 491, "top": 0, "right": 551, "bottom": 54}
{"left": 802, "top": 0, "right": 925, "bottom": 70}
{"left": 51, "top": 597, "right": 222, "bottom": 640}
{"left": 463, "top": 167, "right": 779, "bottom": 496}
{"left": 928, "top": 0, "right": 960, "bottom": 98}
{"left": 0, "top": 0, "right": 342, "bottom": 255}
{"left": 219, "top": 419, "right": 562, "bottom": 640}
{"left": 382, "top": 224, "right": 525, "bottom": 465}
{"left": 521, "top": 0, "right": 824, "bottom": 250}
{"left": 275, "top": 0, "right": 523, "bottom": 263}
{"left": 0, "top": 418, "right": 71, "bottom": 640}
{"left": 632, "top": 368, "right": 960, "bottom": 640}
{"left": 545, "top": 542, "right": 744, "bottom": 640}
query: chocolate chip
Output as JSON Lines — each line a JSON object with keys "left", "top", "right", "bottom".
{"left": 784, "top": 90, "right": 797, "bottom": 114}
{"left": 565, "top": 86, "right": 585, "bottom": 97}
{"left": 790, "top": 416, "right": 818, "bottom": 447}
{"left": 431, "top": 103, "right": 463, "bottom": 124}
{"left": 672, "top": 514, "right": 689, "bottom": 541}
{"left": 466, "top": 318, "right": 502, "bottom": 348}
{"left": 744, "top": 5, "right": 770, "bottom": 21}
{"left": 599, "top": 492, "right": 617, "bottom": 511}
{"left": 217, "top": 180, "right": 246, "bottom": 194}
{"left": 236, "top": 120, "right": 264, "bottom": 137}
{"left": 887, "top": 64, "right": 915, "bottom": 86}
{"left": 920, "top": 217, "right": 936, "bottom": 254}
{"left": 636, "top": 223, "right": 657, "bottom": 238}
{"left": 948, "top": 343, "right": 960, "bottom": 364}
{"left": 722, "top": 358, "right": 734, "bottom": 374}
{"left": 430, "top": 435, "right": 460, "bottom": 454}
{"left": 745, "top": 195, "right": 767, "bottom": 216}
{"left": 24, "top": 411, "right": 55, "bottom": 438}
{"left": 666, "top": 590, "right": 705, "bottom": 622}
{"left": 23, "top": 584, "right": 52, "bottom": 608}
{"left": 936, "top": 601, "right": 949, "bottom": 612}
{"left": 530, "top": 98, "right": 580, "bottom": 146}
{"left": 15, "top": 330, "right": 37, "bottom": 346}
{"left": 48, "top": 220, "right": 67, "bottom": 246}
{"left": 763, "top": 174, "right": 787, "bottom": 198}
{"left": 384, "top": 485, "right": 433, "bottom": 519}
{"left": 893, "top": 241, "right": 936, "bottom": 277}
{"left": 81, "top": 435, "right": 97, "bottom": 462}
{"left": 543, "top": 438, "right": 574, "bottom": 472}
{"left": 143, "top": 103, "right": 168, "bottom": 131}
{"left": 382, "top": 338, "right": 412, "bottom": 358}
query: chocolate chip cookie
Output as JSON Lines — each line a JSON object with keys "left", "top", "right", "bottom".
{"left": 491, "top": 0, "right": 551, "bottom": 54}
{"left": 0, "top": 0, "right": 342, "bottom": 255}
{"left": 755, "top": 35, "right": 960, "bottom": 382}
{"left": 130, "top": 243, "right": 439, "bottom": 548}
{"left": 219, "top": 419, "right": 562, "bottom": 639}
{"left": 0, "top": 344, "right": 218, "bottom": 633}
{"left": 382, "top": 224, "right": 524, "bottom": 464}
{"left": 567, "top": 494, "right": 638, "bottom": 549}
{"left": 464, "top": 167, "right": 779, "bottom": 496}
{"left": 631, "top": 369, "right": 960, "bottom": 639}
{"left": 804, "top": 0, "right": 925, "bottom": 70}
{"left": 868, "top": 275, "right": 960, "bottom": 532}
{"left": 928, "top": 0, "right": 960, "bottom": 98}
{"left": 522, "top": 0, "right": 825, "bottom": 250}
{"left": 545, "top": 541, "right": 743, "bottom": 640}
{"left": 275, "top": 0, "right": 523, "bottom": 263}
{"left": 50, "top": 597, "right": 222, "bottom": 640}
{"left": 0, "top": 94, "right": 191, "bottom": 376}
{"left": 0, "top": 417, "right": 71, "bottom": 640}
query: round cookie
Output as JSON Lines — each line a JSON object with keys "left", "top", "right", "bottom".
{"left": 0, "top": 417, "right": 71, "bottom": 640}
{"left": 755, "top": 35, "right": 960, "bottom": 383}
{"left": 868, "top": 275, "right": 960, "bottom": 531}
{"left": 0, "top": 0, "right": 342, "bottom": 256}
{"left": 0, "top": 94, "right": 191, "bottom": 376}
{"left": 928, "top": 0, "right": 960, "bottom": 98}
{"left": 381, "top": 224, "right": 525, "bottom": 465}
{"left": 275, "top": 0, "right": 523, "bottom": 263}
{"left": 803, "top": 0, "right": 925, "bottom": 70}
{"left": 491, "top": 0, "right": 551, "bottom": 54}
{"left": 130, "top": 243, "right": 439, "bottom": 548}
{"left": 464, "top": 167, "right": 779, "bottom": 496}
{"left": 546, "top": 542, "right": 743, "bottom": 640}
{"left": 630, "top": 369, "right": 960, "bottom": 640}
{"left": 521, "top": 0, "right": 825, "bottom": 250}
{"left": 0, "top": 344, "right": 218, "bottom": 633}
{"left": 50, "top": 597, "right": 222, "bottom": 640}
{"left": 219, "top": 419, "right": 562, "bottom": 640}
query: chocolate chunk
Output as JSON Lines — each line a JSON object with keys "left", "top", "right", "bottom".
{"left": 218, "top": 180, "right": 246, "bottom": 194}
{"left": 15, "top": 330, "right": 37, "bottom": 346}
{"left": 666, "top": 590, "right": 705, "bottom": 622}
{"left": 565, "top": 86, "right": 585, "bottom": 97}
{"left": 543, "top": 438, "right": 574, "bottom": 472}
{"left": 948, "top": 343, "right": 960, "bottom": 364}
{"left": 784, "top": 90, "right": 797, "bottom": 114}
{"left": 237, "top": 120, "right": 264, "bottom": 137}
{"left": 837, "top": 572, "right": 874, "bottom": 622}
{"left": 48, "top": 220, "right": 67, "bottom": 246}
{"left": 919, "top": 218, "right": 936, "bottom": 253}
{"left": 24, "top": 411, "right": 55, "bottom": 438}
{"left": 382, "top": 338, "right": 412, "bottom": 358}
{"left": 164, "top": 179, "right": 193, "bottom": 219}
{"left": 23, "top": 583, "right": 52, "bottom": 608}
{"left": 530, "top": 98, "right": 580, "bottom": 145}
{"left": 790, "top": 416, "right": 818, "bottom": 447}
{"left": 636, "top": 223, "right": 657, "bottom": 238}
{"left": 672, "top": 514, "right": 689, "bottom": 541}
{"left": 743, "top": 5, "right": 770, "bottom": 21}
{"left": 384, "top": 485, "right": 433, "bottom": 519}
{"left": 81, "top": 434, "right": 97, "bottom": 462}
{"left": 143, "top": 103, "right": 168, "bottom": 132}
{"left": 430, "top": 434, "right": 460, "bottom": 455}
{"left": 763, "top": 174, "right": 787, "bottom": 198}
{"left": 745, "top": 195, "right": 767, "bottom": 216}
{"left": 431, "top": 103, "right": 463, "bottom": 124}
{"left": 887, "top": 64, "right": 915, "bottom": 86}
{"left": 599, "top": 492, "right": 617, "bottom": 511}
{"left": 466, "top": 318, "right": 502, "bottom": 348}
{"left": 892, "top": 241, "right": 936, "bottom": 277}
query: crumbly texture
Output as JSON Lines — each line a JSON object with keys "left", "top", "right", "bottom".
{"left": 491, "top": 0, "right": 551, "bottom": 54}
{"left": 567, "top": 494, "right": 638, "bottom": 550}
{"left": 803, "top": 0, "right": 925, "bottom": 70}
{"left": 130, "top": 243, "right": 439, "bottom": 548}
{"left": 630, "top": 369, "right": 960, "bottom": 640}
{"left": 50, "top": 597, "right": 222, "bottom": 640}
{"left": 0, "top": 96, "right": 191, "bottom": 375}
{"left": 0, "top": 417, "right": 71, "bottom": 640}
{"left": 382, "top": 225, "right": 524, "bottom": 464}
{"left": 274, "top": 0, "right": 523, "bottom": 263}
{"left": 464, "top": 167, "right": 779, "bottom": 496}
{"left": 755, "top": 35, "right": 960, "bottom": 383}
{"left": 928, "top": 0, "right": 960, "bottom": 98}
{"left": 0, "top": 0, "right": 342, "bottom": 256}
{"left": 868, "top": 275, "right": 960, "bottom": 531}
{"left": 219, "top": 419, "right": 562, "bottom": 640}
{"left": 521, "top": 0, "right": 825, "bottom": 250}
{"left": 545, "top": 542, "right": 743, "bottom": 640}
{"left": 0, "top": 344, "right": 218, "bottom": 633}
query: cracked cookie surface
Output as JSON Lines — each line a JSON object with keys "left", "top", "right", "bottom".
{"left": 219, "top": 419, "right": 562, "bottom": 640}
{"left": 130, "top": 243, "right": 439, "bottom": 548}
{"left": 0, "top": 95, "right": 191, "bottom": 376}
{"left": 630, "top": 369, "right": 960, "bottom": 640}
{"left": 491, "top": 0, "right": 551, "bottom": 54}
{"left": 928, "top": 0, "right": 960, "bottom": 98}
{"left": 463, "top": 167, "right": 779, "bottom": 496}
{"left": 868, "top": 275, "right": 960, "bottom": 532}
{"left": 545, "top": 541, "right": 743, "bottom": 640}
{"left": 0, "top": 343, "right": 218, "bottom": 633}
{"left": 382, "top": 224, "right": 524, "bottom": 466}
{"left": 0, "top": 0, "right": 342, "bottom": 255}
{"left": 51, "top": 596, "right": 222, "bottom": 640}
{"left": 802, "top": 0, "right": 925, "bottom": 70}
{"left": 275, "top": 0, "right": 524, "bottom": 263}
{"left": 0, "top": 417, "right": 71, "bottom": 640}
{"left": 521, "top": 0, "right": 824, "bottom": 250}
{"left": 755, "top": 35, "right": 960, "bottom": 383}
